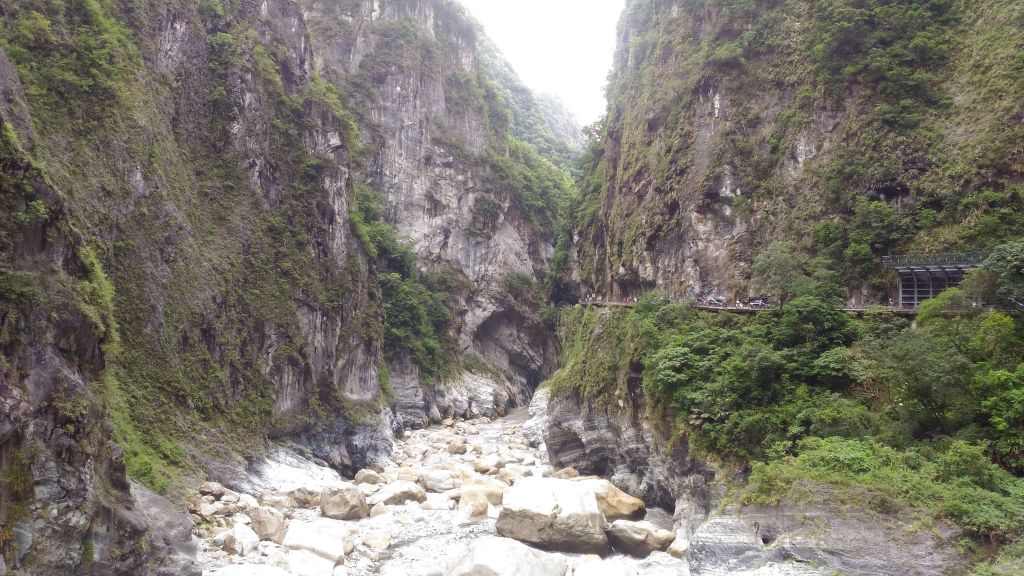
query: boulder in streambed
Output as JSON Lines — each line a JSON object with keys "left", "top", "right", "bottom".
{"left": 572, "top": 478, "right": 645, "bottom": 521}
{"left": 320, "top": 484, "right": 369, "bottom": 520}
{"left": 354, "top": 469, "right": 384, "bottom": 485}
{"left": 285, "top": 549, "right": 337, "bottom": 576}
{"left": 222, "top": 522, "right": 260, "bottom": 556}
{"left": 368, "top": 480, "right": 427, "bottom": 506}
{"left": 446, "top": 536, "right": 567, "bottom": 576}
{"left": 606, "top": 519, "right": 676, "bottom": 557}
{"left": 250, "top": 505, "right": 287, "bottom": 543}
{"left": 282, "top": 518, "right": 354, "bottom": 563}
{"left": 495, "top": 477, "right": 608, "bottom": 555}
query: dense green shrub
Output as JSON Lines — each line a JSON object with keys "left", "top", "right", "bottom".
{"left": 551, "top": 289, "right": 1024, "bottom": 546}
{"left": 746, "top": 437, "right": 1024, "bottom": 542}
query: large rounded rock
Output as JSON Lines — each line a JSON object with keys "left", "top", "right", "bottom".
{"left": 199, "top": 481, "right": 228, "bottom": 498}
{"left": 495, "top": 477, "right": 608, "bottom": 555}
{"left": 368, "top": 481, "right": 427, "bottom": 506}
{"left": 250, "top": 505, "right": 287, "bottom": 543}
{"left": 460, "top": 484, "right": 504, "bottom": 506}
{"left": 573, "top": 478, "right": 645, "bottom": 521}
{"left": 606, "top": 520, "right": 676, "bottom": 558}
{"left": 320, "top": 484, "right": 369, "bottom": 520}
{"left": 355, "top": 469, "right": 384, "bottom": 485}
{"left": 222, "top": 522, "right": 260, "bottom": 556}
{"left": 282, "top": 519, "right": 354, "bottom": 563}
{"left": 446, "top": 536, "right": 567, "bottom": 576}
{"left": 418, "top": 469, "right": 458, "bottom": 492}
{"left": 289, "top": 487, "right": 322, "bottom": 508}
{"left": 286, "top": 549, "right": 337, "bottom": 576}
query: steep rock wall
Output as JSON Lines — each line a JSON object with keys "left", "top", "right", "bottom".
{"left": 0, "top": 78, "right": 198, "bottom": 573}
{"left": 0, "top": 0, "right": 574, "bottom": 572}
{"left": 296, "top": 0, "right": 568, "bottom": 423}
{"left": 569, "top": 0, "right": 1023, "bottom": 304}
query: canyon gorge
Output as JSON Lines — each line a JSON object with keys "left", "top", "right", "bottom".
{"left": 1, "top": 0, "right": 1023, "bottom": 574}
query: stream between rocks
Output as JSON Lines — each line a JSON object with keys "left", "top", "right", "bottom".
{"left": 193, "top": 406, "right": 813, "bottom": 576}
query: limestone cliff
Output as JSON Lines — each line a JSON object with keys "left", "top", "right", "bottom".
{"left": 545, "top": 2, "right": 1023, "bottom": 566}
{"left": 568, "top": 0, "right": 1023, "bottom": 305}
{"left": 0, "top": 0, "right": 574, "bottom": 572}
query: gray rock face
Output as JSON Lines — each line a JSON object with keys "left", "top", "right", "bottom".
{"left": 297, "top": 0, "right": 560, "bottom": 426}
{"left": 130, "top": 482, "right": 203, "bottom": 575}
{"left": 544, "top": 389, "right": 713, "bottom": 513}
{"left": 1, "top": 0, "right": 565, "bottom": 571}
{"left": 687, "top": 506, "right": 966, "bottom": 576}
{"left": 391, "top": 358, "right": 520, "bottom": 430}
{"left": 544, "top": 388, "right": 968, "bottom": 575}
{"left": 0, "top": 79, "right": 201, "bottom": 574}
{"left": 521, "top": 387, "right": 550, "bottom": 448}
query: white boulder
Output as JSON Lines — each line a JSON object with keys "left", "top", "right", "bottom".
{"left": 320, "top": 484, "right": 369, "bottom": 520}
{"left": 606, "top": 519, "right": 676, "bottom": 557}
{"left": 286, "top": 549, "right": 337, "bottom": 576}
{"left": 495, "top": 477, "right": 608, "bottom": 554}
{"left": 573, "top": 478, "right": 645, "bottom": 521}
{"left": 446, "top": 536, "right": 567, "bottom": 576}
{"left": 222, "top": 522, "right": 260, "bottom": 556}
{"left": 282, "top": 519, "right": 354, "bottom": 563}
{"left": 250, "top": 505, "right": 287, "bottom": 543}
{"left": 368, "top": 481, "right": 427, "bottom": 506}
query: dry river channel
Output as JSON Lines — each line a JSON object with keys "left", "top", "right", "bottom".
{"left": 193, "top": 406, "right": 695, "bottom": 576}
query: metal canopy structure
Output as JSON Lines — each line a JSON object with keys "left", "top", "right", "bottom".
{"left": 882, "top": 252, "right": 986, "bottom": 309}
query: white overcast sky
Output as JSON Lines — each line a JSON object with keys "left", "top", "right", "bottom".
{"left": 458, "top": 0, "right": 625, "bottom": 126}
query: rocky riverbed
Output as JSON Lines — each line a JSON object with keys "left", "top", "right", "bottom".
{"left": 190, "top": 393, "right": 888, "bottom": 573}
{"left": 191, "top": 404, "right": 836, "bottom": 576}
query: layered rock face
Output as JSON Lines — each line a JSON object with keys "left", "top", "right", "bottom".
{"left": 542, "top": 384, "right": 967, "bottom": 575}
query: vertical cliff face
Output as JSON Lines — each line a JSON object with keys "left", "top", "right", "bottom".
{"left": 570, "top": 0, "right": 1022, "bottom": 303}
{"left": 541, "top": 0, "right": 1023, "bottom": 573}
{"left": 0, "top": 64, "right": 198, "bottom": 573}
{"left": 0, "top": 0, "right": 575, "bottom": 572}
{"left": 295, "top": 0, "right": 574, "bottom": 427}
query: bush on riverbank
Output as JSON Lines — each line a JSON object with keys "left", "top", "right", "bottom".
{"left": 546, "top": 293, "right": 1024, "bottom": 555}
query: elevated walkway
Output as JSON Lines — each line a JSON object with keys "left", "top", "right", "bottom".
{"left": 882, "top": 252, "right": 985, "bottom": 309}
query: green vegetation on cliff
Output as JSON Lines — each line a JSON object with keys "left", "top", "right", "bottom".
{"left": 570, "top": 0, "right": 1023, "bottom": 299}
{"left": 549, "top": 282, "right": 1024, "bottom": 552}
{"left": 0, "top": 0, "right": 579, "bottom": 500}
